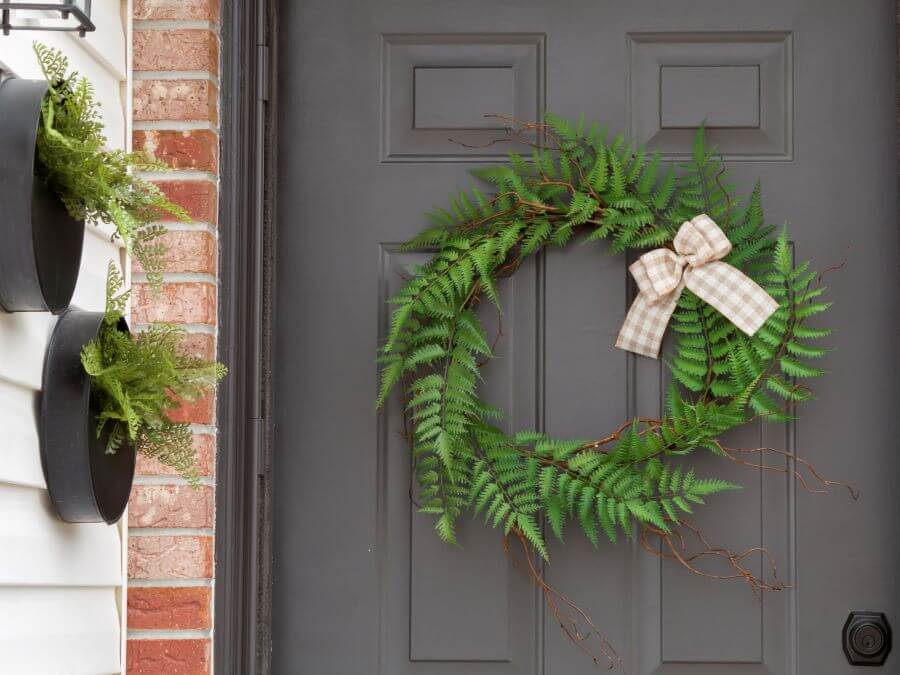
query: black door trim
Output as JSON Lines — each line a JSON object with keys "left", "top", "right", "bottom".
{"left": 216, "top": 0, "right": 274, "bottom": 671}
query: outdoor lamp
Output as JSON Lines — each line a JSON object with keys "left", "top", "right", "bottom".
{"left": 0, "top": 1, "right": 94, "bottom": 37}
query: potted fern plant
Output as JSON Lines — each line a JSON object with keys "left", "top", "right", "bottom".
{"left": 40, "top": 264, "right": 226, "bottom": 524}
{"left": 0, "top": 43, "right": 185, "bottom": 313}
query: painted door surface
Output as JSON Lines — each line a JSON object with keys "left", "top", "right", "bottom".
{"left": 272, "top": 2, "right": 898, "bottom": 673}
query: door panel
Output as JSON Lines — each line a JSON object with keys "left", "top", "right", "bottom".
{"left": 379, "top": 248, "right": 539, "bottom": 672}
{"left": 629, "top": 31, "right": 793, "bottom": 160}
{"left": 272, "top": 2, "right": 898, "bottom": 673}
{"left": 382, "top": 34, "right": 545, "bottom": 162}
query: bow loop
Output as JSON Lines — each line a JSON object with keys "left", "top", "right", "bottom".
{"left": 615, "top": 214, "right": 778, "bottom": 359}
{"left": 673, "top": 214, "right": 732, "bottom": 265}
{"left": 629, "top": 249, "right": 682, "bottom": 300}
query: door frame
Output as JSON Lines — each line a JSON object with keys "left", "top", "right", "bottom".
{"left": 213, "top": 3, "right": 900, "bottom": 673}
{"left": 216, "top": 0, "right": 274, "bottom": 672}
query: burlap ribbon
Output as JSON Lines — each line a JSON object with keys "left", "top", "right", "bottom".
{"left": 615, "top": 214, "right": 779, "bottom": 359}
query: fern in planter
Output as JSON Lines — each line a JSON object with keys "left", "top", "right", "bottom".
{"left": 33, "top": 42, "right": 188, "bottom": 288}
{"left": 81, "top": 263, "right": 226, "bottom": 483}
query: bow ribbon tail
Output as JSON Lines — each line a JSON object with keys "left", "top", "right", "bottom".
{"left": 683, "top": 261, "right": 780, "bottom": 337}
{"left": 614, "top": 282, "right": 683, "bottom": 359}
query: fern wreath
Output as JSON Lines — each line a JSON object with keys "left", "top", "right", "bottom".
{"left": 376, "top": 115, "right": 853, "bottom": 668}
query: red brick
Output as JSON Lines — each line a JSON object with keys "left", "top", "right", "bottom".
{"left": 179, "top": 333, "right": 216, "bottom": 360}
{"left": 134, "top": 0, "right": 219, "bottom": 22}
{"left": 138, "top": 434, "right": 215, "bottom": 477}
{"left": 132, "top": 230, "right": 217, "bottom": 275}
{"left": 127, "top": 639, "right": 210, "bottom": 674}
{"left": 129, "top": 485, "right": 213, "bottom": 529}
{"left": 155, "top": 180, "right": 217, "bottom": 223}
{"left": 167, "top": 391, "right": 215, "bottom": 426}
{"left": 128, "top": 536, "right": 213, "bottom": 580}
{"left": 134, "top": 80, "right": 217, "bottom": 123}
{"left": 128, "top": 587, "right": 212, "bottom": 630}
{"left": 134, "top": 30, "right": 219, "bottom": 74}
{"left": 134, "top": 130, "right": 218, "bottom": 173}
{"left": 126, "top": 329, "right": 215, "bottom": 361}
{"left": 132, "top": 282, "right": 217, "bottom": 325}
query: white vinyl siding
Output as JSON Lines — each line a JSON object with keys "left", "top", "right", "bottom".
{"left": 0, "top": 1, "right": 129, "bottom": 672}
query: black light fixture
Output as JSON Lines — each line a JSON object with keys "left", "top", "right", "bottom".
{"left": 0, "top": 1, "right": 94, "bottom": 38}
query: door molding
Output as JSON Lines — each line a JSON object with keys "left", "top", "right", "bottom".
{"left": 216, "top": 0, "right": 273, "bottom": 672}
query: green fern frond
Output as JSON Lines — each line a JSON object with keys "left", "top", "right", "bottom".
{"left": 82, "top": 264, "right": 227, "bottom": 483}
{"left": 33, "top": 42, "right": 187, "bottom": 290}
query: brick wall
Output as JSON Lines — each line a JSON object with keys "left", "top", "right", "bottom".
{"left": 127, "top": 1, "right": 221, "bottom": 672}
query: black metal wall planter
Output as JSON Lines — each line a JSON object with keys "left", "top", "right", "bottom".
{"left": 40, "top": 309, "right": 134, "bottom": 524}
{"left": 0, "top": 76, "right": 83, "bottom": 313}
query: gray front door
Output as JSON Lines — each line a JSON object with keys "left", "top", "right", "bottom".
{"left": 271, "top": 2, "right": 898, "bottom": 673}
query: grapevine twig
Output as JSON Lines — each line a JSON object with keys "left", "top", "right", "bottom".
{"left": 505, "top": 530, "right": 625, "bottom": 673}
{"left": 641, "top": 522, "right": 786, "bottom": 594}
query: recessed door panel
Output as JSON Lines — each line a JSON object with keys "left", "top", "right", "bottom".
{"left": 378, "top": 247, "right": 539, "bottom": 673}
{"left": 628, "top": 32, "right": 792, "bottom": 160}
{"left": 382, "top": 34, "right": 545, "bottom": 162}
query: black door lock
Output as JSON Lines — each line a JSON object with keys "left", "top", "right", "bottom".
{"left": 843, "top": 611, "right": 892, "bottom": 666}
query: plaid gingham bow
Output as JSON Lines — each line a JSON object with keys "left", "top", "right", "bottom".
{"left": 615, "top": 214, "right": 779, "bottom": 359}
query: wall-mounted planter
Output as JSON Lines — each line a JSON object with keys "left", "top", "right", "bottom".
{"left": 40, "top": 309, "right": 134, "bottom": 524}
{"left": 0, "top": 76, "right": 83, "bottom": 313}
